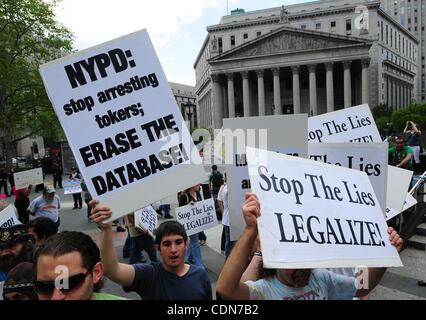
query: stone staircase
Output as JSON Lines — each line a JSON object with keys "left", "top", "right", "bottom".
{"left": 407, "top": 213, "right": 426, "bottom": 250}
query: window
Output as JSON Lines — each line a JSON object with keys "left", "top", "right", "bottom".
{"left": 243, "top": 33, "right": 248, "bottom": 40}
{"left": 218, "top": 37, "right": 223, "bottom": 53}
{"left": 256, "top": 31, "right": 261, "bottom": 37}
{"left": 380, "top": 21, "right": 383, "bottom": 40}
{"left": 331, "top": 21, "right": 336, "bottom": 32}
{"left": 391, "top": 28, "right": 393, "bottom": 47}
{"left": 316, "top": 22, "right": 321, "bottom": 30}
{"left": 346, "top": 19, "right": 352, "bottom": 35}
{"left": 408, "top": 18, "right": 411, "bottom": 23}
{"left": 301, "top": 24, "right": 307, "bottom": 29}
{"left": 386, "top": 25, "right": 389, "bottom": 44}
{"left": 230, "top": 35, "right": 235, "bottom": 47}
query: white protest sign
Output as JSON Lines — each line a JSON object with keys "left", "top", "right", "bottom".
{"left": 386, "top": 165, "right": 413, "bottom": 212}
{"left": 63, "top": 179, "right": 82, "bottom": 194}
{"left": 308, "top": 104, "right": 381, "bottom": 143}
{"left": 247, "top": 147, "right": 402, "bottom": 269}
{"left": 223, "top": 115, "right": 308, "bottom": 241}
{"left": 0, "top": 205, "right": 22, "bottom": 228}
{"left": 385, "top": 193, "right": 417, "bottom": 221}
{"left": 39, "top": 29, "right": 206, "bottom": 222}
{"left": 175, "top": 198, "right": 218, "bottom": 236}
{"left": 309, "top": 143, "right": 388, "bottom": 212}
{"left": 134, "top": 205, "right": 158, "bottom": 237}
{"left": 13, "top": 168, "right": 43, "bottom": 190}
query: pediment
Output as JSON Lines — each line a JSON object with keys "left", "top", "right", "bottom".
{"left": 211, "top": 26, "right": 370, "bottom": 62}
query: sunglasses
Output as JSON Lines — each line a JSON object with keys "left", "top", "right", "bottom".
{"left": 34, "top": 271, "right": 90, "bottom": 295}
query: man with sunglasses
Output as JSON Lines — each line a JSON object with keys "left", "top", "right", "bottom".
{"left": 33, "top": 231, "right": 126, "bottom": 300}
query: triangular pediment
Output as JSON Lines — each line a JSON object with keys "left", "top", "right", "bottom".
{"left": 210, "top": 26, "right": 371, "bottom": 62}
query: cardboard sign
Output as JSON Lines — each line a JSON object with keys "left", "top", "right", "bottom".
{"left": 13, "top": 168, "right": 43, "bottom": 190}
{"left": 134, "top": 205, "right": 158, "bottom": 237}
{"left": 175, "top": 198, "right": 218, "bottom": 236}
{"left": 63, "top": 179, "right": 82, "bottom": 194}
{"left": 385, "top": 193, "right": 417, "bottom": 221}
{"left": 39, "top": 29, "right": 206, "bottom": 222}
{"left": 386, "top": 165, "right": 413, "bottom": 212}
{"left": 308, "top": 104, "right": 381, "bottom": 143}
{"left": 309, "top": 143, "right": 388, "bottom": 212}
{"left": 223, "top": 115, "right": 308, "bottom": 241}
{"left": 247, "top": 147, "right": 402, "bottom": 269}
{"left": 0, "top": 205, "right": 22, "bottom": 228}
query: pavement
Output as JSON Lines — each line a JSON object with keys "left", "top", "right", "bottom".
{"left": 3, "top": 174, "right": 426, "bottom": 300}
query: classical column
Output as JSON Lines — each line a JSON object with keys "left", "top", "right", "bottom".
{"left": 241, "top": 71, "right": 250, "bottom": 117}
{"left": 384, "top": 76, "right": 389, "bottom": 106}
{"left": 256, "top": 70, "right": 265, "bottom": 116}
{"left": 272, "top": 68, "right": 281, "bottom": 115}
{"left": 226, "top": 73, "right": 235, "bottom": 118}
{"left": 343, "top": 60, "right": 352, "bottom": 108}
{"left": 292, "top": 66, "right": 301, "bottom": 114}
{"left": 393, "top": 80, "right": 397, "bottom": 109}
{"left": 308, "top": 64, "right": 317, "bottom": 116}
{"left": 361, "top": 59, "right": 370, "bottom": 104}
{"left": 211, "top": 74, "right": 223, "bottom": 129}
{"left": 325, "top": 62, "right": 334, "bottom": 113}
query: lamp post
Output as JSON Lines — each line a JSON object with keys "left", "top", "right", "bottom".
{"left": 183, "top": 101, "right": 196, "bottom": 131}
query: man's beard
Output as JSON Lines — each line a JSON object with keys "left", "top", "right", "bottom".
{"left": 0, "top": 243, "right": 34, "bottom": 274}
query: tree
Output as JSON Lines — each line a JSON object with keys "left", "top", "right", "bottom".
{"left": 0, "top": 0, "right": 73, "bottom": 167}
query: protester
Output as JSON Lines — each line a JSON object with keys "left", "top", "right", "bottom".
{"left": 178, "top": 184, "right": 206, "bottom": 270}
{"left": 0, "top": 166, "right": 9, "bottom": 197}
{"left": 33, "top": 231, "right": 126, "bottom": 300}
{"left": 216, "top": 193, "right": 404, "bottom": 300}
{"left": 52, "top": 157, "right": 63, "bottom": 189}
{"left": 27, "top": 184, "right": 61, "bottom": 227}
{"left": 388, "top": 137, "right": 414, "bottom": 169}
{"left": 404, "top": 121, "right": 422, "bottom": 167}
{"left": 27, "top": 217, "right": 58, "bottom": 249}
{"left": 8, "top": 167, "right": 15, "bottom": 190}
{"left": 2, "top": 262, "right": 38, "bottom": 300}
{"left": 34, "top": 160, "right": 45, "bottom": 193}
{"left": 12, "top": 184, "right": 32, "bottom": 224}
{"left": 217, "top": 176, "right": 235, "bottom": 258}
{"left": 90, "top": 200, "right": 212, "bottom": 300}
{"left": 82, "top": 179, "right": 92, "bottom": 221}
{"left": 69, "top": 167, "right": 82, "bottom": 209}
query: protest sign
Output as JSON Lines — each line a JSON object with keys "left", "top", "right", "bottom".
{"left": 176, "top": 198, "right": 218, "bottom": 236}
{"left": 134, "top": 205, "right": 158, "bottom": 237}
{"left": 223, "top": 115, "right": 308, "bottom": 241}
{"left": 309, "top": 142, "right": 388, "bottom": 212}
{"left": 39, "top": 29, "right": 206, "bottom": 222}
{"left": 386, "top": 165, "right": 413, "bottom": 212}
{"left": 63, "top": 179, "right": 82, "bottom": 194}
{"left": 308, "top": 104, "right": 381, "bottom": 143}
{"left": 0, "top": 205, "right": 22, "bottom": 228}
{"left": 247, "top": 147, "right": 402, "bottom": 269}
{"left": 385, "top": 193, "right": 417, "bottom": 221}
{"left": 13, "top": 168, "right": 43, "bottom": 190}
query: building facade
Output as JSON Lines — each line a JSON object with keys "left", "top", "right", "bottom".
{"left": 169, "top": 82, "right": 198, "bottom": 130}
{"left": 194, "top": 0, "right": 419, "bottom": 131}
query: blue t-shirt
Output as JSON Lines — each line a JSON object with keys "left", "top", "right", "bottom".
{"left": 246, "top": 269, "right": 357, "bottom": 300}
{"left": 123, "top": 262, "right": 212, "bottom": 300}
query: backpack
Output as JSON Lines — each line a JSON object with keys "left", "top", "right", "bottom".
{"left": 211, "top": 171, "right": 224, "bottom": 189}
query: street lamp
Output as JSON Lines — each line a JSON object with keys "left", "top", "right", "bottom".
{"left": 183, "top": 101, "right": 196, "bottom": 131}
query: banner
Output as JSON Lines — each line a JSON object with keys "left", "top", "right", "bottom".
{"left": 13, "top": 168, "right": 43, "bottom": 190}
{"left": 39, "top": 29, "right": 206, "bottom": 222}
{"left": 247, "top": 147, "right": 402, "bottom": 269}
{"left": 386, "top": 193, "right": 417, "bottom": 221}
{"left": 309, "top": 142, "right": 388, "bottom": 212}
{"left": 308, "top": 104, "right": 381, "bottom": 143}
{"left": 134, "top": 205, "right": 158, "bottom": 237}
{"left": 175, "top": 198, "right": 218, "bottom": 236}
{"left": 0, "top": 205, "right": 22, "bottom": 228}
{"left": 223, "top": 115, "right": 308, "bottom": 241}
{"left": 63, "top": 179, "right": 82, "bottom": 194}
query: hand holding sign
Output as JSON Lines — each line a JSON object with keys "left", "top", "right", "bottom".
{"left": 89, "top": 199, "right": 112, "bottom": 227}
{"left": 242, "top": 193, "right": 260, "bottom": 232}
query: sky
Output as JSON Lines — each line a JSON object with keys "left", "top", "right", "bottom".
{"left": 55, "top": 0, "right": 312, "bottom": 86}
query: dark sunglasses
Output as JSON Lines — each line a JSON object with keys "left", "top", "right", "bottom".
{"left": 34, "top": 271, "right": 90, "bottom": 295}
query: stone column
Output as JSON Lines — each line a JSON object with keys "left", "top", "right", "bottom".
{"left": 211, "top": 74, "right": 223, "bottom": 129}
{"left": 226, "top": 73, "right": 235, "bottom": 118}
{"left": 308, "top": 64, "right": 317, "bottom": 116}
{"left": 241, "top": 71, "right": 250, "bottom": 117}
{"left": 393, "top": 80, "right": 397, "bottom": 109}
{"left": 325, "top": 62, "right": 334, "bottom": 113}
{"left": 343, "top": 60, "right": 352, "bottom": 108}
{"left": 256, "top": 70, "right": 265, "bottom": 116}
{"left": 361, "top": 59, "right": 370, "bottom": 104}
{"left": 292, "top": 66, "right": 301, "bottom": 114}
{"left": 384, "top": 76, "right": 388, "bottom": 106}
{"left": 272, "top": 68, "right": 281, "bottom": 115}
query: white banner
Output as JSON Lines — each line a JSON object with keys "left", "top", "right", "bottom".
{"left": 175, "top": 198, "right": 218, "bottom": 236}
{"left": 309, "top": 142, "right": 388, "bottom": 212}
{"left": 385, "top": 193, "right": 417, "bottom": 221}
{"left": 39, "top": 29, "right": 206, "bottom": 222}
{"left": 308, "top": 104, "right": 381, "bottom": 143}
{"left": 0, "top": 205, "right": 22, "bottom": 228}
{"left": 134, "top": 205, "right": 158, "bottom": 237}
{"left": 63, "top": 179, "right": 82, "bottom": 194}
{"left": 386, "top": 165, "right": 413, "bottom": 212}
{"left": 247, "top": 147, "right": 402, "bottom": 269}
{"left": 13, "top": 168, "right": 43, "bottom": 190}
{"left": 223, "top": 115, "right": 308, "bottom": 241}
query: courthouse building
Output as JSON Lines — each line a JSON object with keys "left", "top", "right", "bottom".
{"left": 194, "top": 0, "right": 419, "bottom": 131}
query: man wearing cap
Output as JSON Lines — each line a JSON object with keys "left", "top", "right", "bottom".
{"left": 27, "top": 185, "right": 61, "bottom": 227}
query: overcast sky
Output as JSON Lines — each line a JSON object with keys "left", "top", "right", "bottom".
{"left": 55, "top": 0, "right": 312, "bottom": 86}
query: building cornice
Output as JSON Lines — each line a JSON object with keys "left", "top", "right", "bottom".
{"left": 383, "top": 59, "right": 416, "bottom": 77}
{"left": 378, "top": 8, "right": 419, "bottom": 43}
{"left": 194, "top": 34, "right": 210, "bottom": 68}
